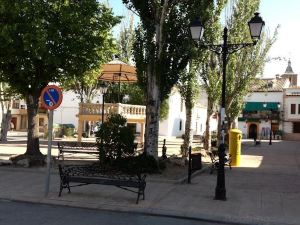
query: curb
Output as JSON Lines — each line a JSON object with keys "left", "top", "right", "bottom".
{"left": 0, "top": 197, "right": 295, "bottom": 225}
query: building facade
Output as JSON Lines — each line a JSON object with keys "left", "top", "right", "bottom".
{"left": 238, "top": 60, "right": 300, "bottom": 140}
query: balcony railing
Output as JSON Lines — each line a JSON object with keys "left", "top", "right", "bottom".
{"left": 79, "top": 103, "right": 146, "bottom": 120}
{"left": 242, "top": 112, "right": 280, "bottom": 121}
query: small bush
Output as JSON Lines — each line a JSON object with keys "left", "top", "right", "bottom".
{"left": 63, "top": 127, "right": 74, "bottom": 137}
{"left": 96, "top": 113, "right": 136, "bottom": 164}
{"left": 114, "top": 153, "right": 159, "bottom": 174}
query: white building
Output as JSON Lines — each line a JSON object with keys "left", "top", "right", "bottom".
{"left": 282, "top": 87, "right": 300, "bottom": 140}
{"left": 159, "top": 88, "right": 217, "bottom": 137}
{"left": 52, "top": 86, "right": 217, "bottom": 140}
{"left": 53, "top": 90, "right": 81, "bottom": 128}
{"left": 238, "top": 60, "right": 300, "bottom": 140}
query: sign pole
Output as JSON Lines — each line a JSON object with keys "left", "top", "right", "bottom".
{"left": 41, "top": 85, "right": 63, "bottom": 197}
{"left": 45, "top": 110, "right": 54, "bottom": 197}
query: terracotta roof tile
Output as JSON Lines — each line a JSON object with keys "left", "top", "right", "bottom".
{"left": 250, "top": 78, "right": 287, "bottom": 92}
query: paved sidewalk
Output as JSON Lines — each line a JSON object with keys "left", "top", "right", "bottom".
{"left": 0, "top": 138, "right": 300, "bottom": 225}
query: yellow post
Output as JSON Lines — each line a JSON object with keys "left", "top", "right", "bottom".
{"left": 229, "top": 129, "right": 242, "bottom": 166}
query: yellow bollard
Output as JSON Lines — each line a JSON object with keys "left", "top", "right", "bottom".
{"left": 229, "top": 129, "right": 242, "bottom": 166}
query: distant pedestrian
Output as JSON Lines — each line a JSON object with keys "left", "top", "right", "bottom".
{"left": 253, "top": 130, "right": 257, "bottom": 145}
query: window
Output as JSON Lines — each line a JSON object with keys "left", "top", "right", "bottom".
{"left": 39, "top": 118, "right": 44, "bottom": 126}
{"left": 291, "top": 104, "right": 296, "bottom": 114}
{"left": 179, "top": 120, "right": 182, "bottom": 131}
{"left": 293, "top": 122, "right": 300, "bottom": 133}
{"left": 298, "top": 104, "right": 300, "bottom": 114}
{"left": 12, "top": 101, "right": 19, "bottom": 109}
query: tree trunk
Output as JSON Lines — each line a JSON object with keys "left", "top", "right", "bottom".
{"left": 144, "top": 65, "right": 160, "bottom": 159}
{"left": 183, "top": 100, "right": 193, "bottom": 157}
{"left": 25, "top": 92, "right": 43, "bottom": 156}
{"left": 10, "top": 91, "right": 45, "bottom": 166}
{"left": 0, "top": 109, "right": 11, "bottom": 142}
{"left": 204, "top": 99, "right": 214, "bottom": 150}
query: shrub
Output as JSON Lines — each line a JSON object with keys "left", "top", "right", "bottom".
{"left": 63, "top": 127, "right": 74, "bottom": 137}
{"left": 114, "top": 153, "right": 159, "bottom": 174}
{"left": 96, "top": 114, "right": 135, "bottom": 164}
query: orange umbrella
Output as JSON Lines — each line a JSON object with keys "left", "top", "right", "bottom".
{"left": 98, "top": 59, "right": 137, "bottom": 102}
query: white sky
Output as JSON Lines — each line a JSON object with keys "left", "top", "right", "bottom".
{"left": 260, "top": 0, "right": 300, "bottom": 77}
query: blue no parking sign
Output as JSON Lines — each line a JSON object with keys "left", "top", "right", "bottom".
{"left": 41, "top": 85, "right": 63, "bottom": 110}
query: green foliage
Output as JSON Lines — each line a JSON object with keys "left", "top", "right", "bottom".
{"left": 117, "top": 13, "right": 135, "bottom": 64}
{"left": 224, "top": 0, "right": 278, "bottom": 127}
{"left": 0, "top": 0, "right": 120, "bottom": 96}
{"left": 0, "top": 0, "right": 120, "bottom": 156}
{"left": 105, "top": 83, "right": 145, "bottom": 105}
{"left": 96, "top": 114, "right": 136, "bottom": 162}
{"left": 123, "top": 0, "right": 214, "bottom": 157}
{"left": 114, "top": 153, "right": 159, "bottom": 174}
{"left": 159, "top": 98, "right": 169, "bottom": 121}
{"left": 62, "top": 127, "right": 75, "bottom": 137}
{"left": 123, "top": 0, "right": 214, "bottom": 100}
{"left": 178, "top": 65, "right": 200, "bottom": 109}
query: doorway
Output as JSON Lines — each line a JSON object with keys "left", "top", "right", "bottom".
{"left": 248, "top": 124, "right": 258, "bottom": 139}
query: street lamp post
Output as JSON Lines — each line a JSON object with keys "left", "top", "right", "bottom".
{"left": 270, "top": 102, "right": 281, "bottom": 145}
{"left": 99, "top": 83, "right": 108, "bottom": 165}
{"left": 190, "top": 12, "right": 265, "bottom": 200}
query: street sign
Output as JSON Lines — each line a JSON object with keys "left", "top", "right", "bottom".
{"left": 41, "top": 85, "right": 63, "bottom": 110}
{"left": 41, "top": 85, "right": 63, "bottom": 196}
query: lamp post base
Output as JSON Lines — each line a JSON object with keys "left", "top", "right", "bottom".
{"left": 214, "top": 143, "right": 227, "bottom": 201}
{"left": 215, "top": 187, "right": 227, "bottom": 201}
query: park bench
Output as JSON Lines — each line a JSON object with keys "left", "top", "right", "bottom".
{"left": 57, "top": 141, "right": 98, "bottom": 160}
{"left": 57, "top": 141, "right": 146, "bottom": 204}
{"left": 208, "top": 151, "right": 232, "bottom": 174}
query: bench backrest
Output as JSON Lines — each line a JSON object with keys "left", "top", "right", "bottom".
{"left": 58, "top": 141, "right": 98, "bottom": 159}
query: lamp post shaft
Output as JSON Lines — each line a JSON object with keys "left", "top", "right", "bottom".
{"left": 101, "top": 94, "right": 105, "bottom": 126}
{"left": 189, "top": 13, "right": 265, "bottom": 201}
{"left": 215, "top": 27, "right": 227, "bottom": 201}
{"left": 100, "top": 94, "right": 105, "bottom": 165}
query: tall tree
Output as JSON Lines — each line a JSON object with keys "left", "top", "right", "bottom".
{"left": 0, "top": 0, "right": 120, "bottom": 165}
{"left": 0, "top": 79, "right": 17, "bottom": 142}
{"left": 178, "top": 62, "right": 200, "bottom": 157}
{"left": 193, "top": 1, "right": 226, "bottom": 150}
{"left": 117, "top": 13, "right": 135, "bottom": 64}
{"left": 224, "top": 0, "right": 278, "bottom": 129}
{"left": 123, "top": 0, "right": 213, "bottom": 158}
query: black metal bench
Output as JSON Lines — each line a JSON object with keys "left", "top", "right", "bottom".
{"left": 57, "top": 142, "right": 146, "bottom": 204}
{"left": 58, "top": 141, "right": 98, "bottom": 160}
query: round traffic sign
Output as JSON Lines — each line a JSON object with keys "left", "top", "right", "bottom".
{"left": 41, "top": 85, "right": 63, "bottom": 110}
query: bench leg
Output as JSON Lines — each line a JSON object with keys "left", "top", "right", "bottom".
{"left": 136, "top": 183, "right": 146, "bottom": 204}
{"left": 136, "top": 193, "right": 140, "bottom": 204}
{"left": 58, "top": 179, "right": 71, "bottom": 197}
{"left": 142, "top": 183, "right": 146, "bottom": 200}
{"left": 59, "top": 183, "right": 63, "bottom": 197}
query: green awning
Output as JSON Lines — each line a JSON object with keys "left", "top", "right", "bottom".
{"left": 244, "top": 102, "right": 279, "bottom": 112}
